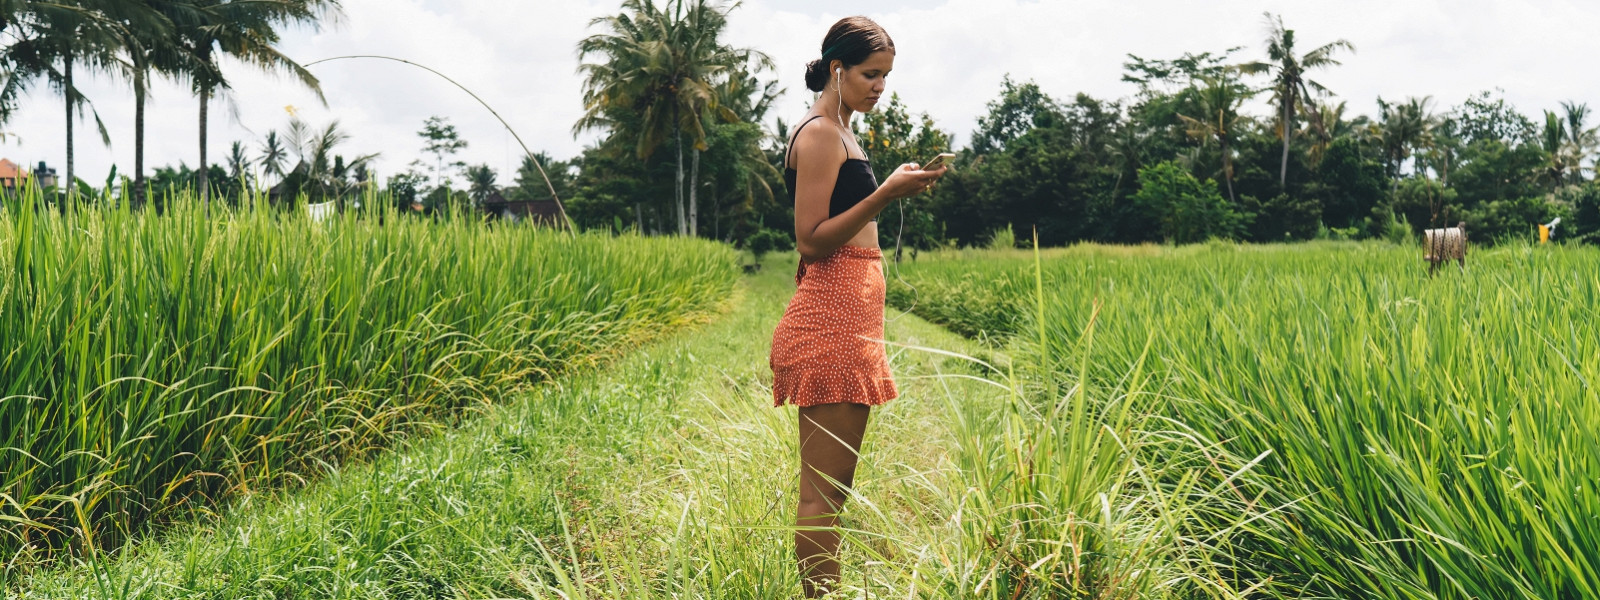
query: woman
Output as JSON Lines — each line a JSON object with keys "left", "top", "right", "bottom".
{"left": 768, "top": 16, "right": 946, "bottom": 598}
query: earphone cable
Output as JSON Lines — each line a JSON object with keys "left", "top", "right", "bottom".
{"left": 884, "top": 197, "right": 918, "bottom": 324}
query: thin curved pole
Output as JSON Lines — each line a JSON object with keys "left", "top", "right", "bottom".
{"left": 304, "top": 55, "right": 573, "bottom": 234}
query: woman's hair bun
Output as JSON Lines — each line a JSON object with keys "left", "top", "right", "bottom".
{"left": 804, "top": 59, "right": 830, "bottom": 93}
{"left": 803, "top": 17, "right": 894, "bottom": 94}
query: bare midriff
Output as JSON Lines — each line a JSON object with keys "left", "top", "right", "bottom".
{"left": 847, "top": 221, "right": 879, "bottom": 249}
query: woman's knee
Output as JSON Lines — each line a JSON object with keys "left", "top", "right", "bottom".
{"left": 798, "top": 479, "right": 851, "bottom": 512}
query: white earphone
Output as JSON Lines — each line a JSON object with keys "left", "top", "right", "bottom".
{"left": 834, "top": 66, "right": 846, "bottom": 129}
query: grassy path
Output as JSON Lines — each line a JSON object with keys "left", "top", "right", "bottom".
{"left": 14, "top": 251, "right": 1005, "bottom": 598}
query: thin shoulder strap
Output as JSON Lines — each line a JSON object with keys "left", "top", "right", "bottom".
{"left": 785, "top": 115, "right": 828, "bottom": 167}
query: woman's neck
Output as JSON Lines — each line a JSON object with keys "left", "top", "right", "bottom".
{"left": 815, "top": 89, "right": 855, "bottom": 128}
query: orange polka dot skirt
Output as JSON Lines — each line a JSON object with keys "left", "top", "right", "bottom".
{"left": 769, "top": 245, "right": 899, "bottom": 408}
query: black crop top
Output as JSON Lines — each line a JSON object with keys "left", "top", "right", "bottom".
{"left": 783, "top": 115, "right": 879, "bottom": 221}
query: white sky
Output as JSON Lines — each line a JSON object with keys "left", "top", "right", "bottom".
{"left": 2, "top": 0, "right": 1596, "bottom": 185}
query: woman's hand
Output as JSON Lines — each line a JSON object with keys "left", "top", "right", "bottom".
{"left": 878, "top": 163, "right": 947, "bottom": 200}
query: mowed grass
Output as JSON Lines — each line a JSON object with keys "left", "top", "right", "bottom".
{"left": 0, "top": 189, "right": 739, "bottom": 572}
{"left": 887, "top": 240, "right": 1600, "bottom": 598}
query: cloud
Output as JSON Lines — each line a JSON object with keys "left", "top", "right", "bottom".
{"left": 3, "top": 0, "right": 1597, "bottom": 185}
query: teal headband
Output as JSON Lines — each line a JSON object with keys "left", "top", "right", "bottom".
{"left": 820, "top": 42, "right": 849, "bottom": 62}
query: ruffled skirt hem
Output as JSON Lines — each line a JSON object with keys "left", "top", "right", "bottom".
{"left": 771, "top": 365, "right": 899, "bottom": 408}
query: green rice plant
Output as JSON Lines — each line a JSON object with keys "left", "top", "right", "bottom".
{"left": 0, "top": 183, "right": 738, "bottom": 571}
{"left": 515, "top": 244, "right": 1276, "bottom": 599}
{"left": 887, "top": 241, "right": 1600, "bottom": 598}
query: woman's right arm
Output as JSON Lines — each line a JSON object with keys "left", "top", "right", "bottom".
{"left": 792, "top": 124, "right": 945, "bottom": 261}
{"left": 791, "top": 123, "right": 858, "bottom": 262}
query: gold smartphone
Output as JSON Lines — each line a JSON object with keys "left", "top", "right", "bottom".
{"left": 921, "top": 152, "right": 955, "bottom": 171}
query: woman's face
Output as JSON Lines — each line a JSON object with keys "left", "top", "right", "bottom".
{"left": 834, "top": 50, "right": 894, "bottom": 113}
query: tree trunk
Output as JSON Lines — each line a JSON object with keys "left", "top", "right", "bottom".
{"left": 635, "top": 203, "right": 643, "bottom": 234}
{"left": 1221, "top": 139, "right": 1237, "bottom": 204}
{"left": 689, "top": 147, "right": 700, "bottom": 237}
{"left": 1280, "top": 95, "right": 1291, "bottom": 189}
{"left": 675, "top": 127, "right": 686, "bottom": 236}
{"left": 199, "top": 86, "right": 210, "bottom": 215}
{"left": 134, "top": 68, "right": 146, "bottom": 210}
{"left": 64, "top": 57, "right": 74, "bottom": 202}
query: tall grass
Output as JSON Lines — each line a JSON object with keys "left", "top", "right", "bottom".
{"left": 0, "top": 185, "right": 738, "bottom": 569}
{"left": 889, "top": 241, "right": 1600, "bottom": 598}
{"left": 517, "top": 246, "right": 1275, "bottom": 599}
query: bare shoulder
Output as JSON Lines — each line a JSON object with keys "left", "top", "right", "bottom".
{"left": 791, "top": 116, "right": 847, "bottom": 171}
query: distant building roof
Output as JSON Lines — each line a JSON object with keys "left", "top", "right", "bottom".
{"left": 483, "top": 190, "right": 564, "bottom": 225}
{"left": 0, "top": 159, "right": 20, "bottom": 180}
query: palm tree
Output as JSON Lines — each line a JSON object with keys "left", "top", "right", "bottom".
{"left": 576, "top": 0, "right": 771, "bottom": 237}
{"left": 1557, "top": 101, "right": 1597, "bottom": 186}
{"left": 277, "top": 117, "right": 376, "bottom": 203}
{"left": 0, "top": 1, "right": 129, "bottom": 200}
{"left": 1375, "top": 96, "right": 1437, "bottom": 206}
{"left": 1537, "top": 111, "right": 1569, "bottom": 189}
{"left": 225, "top": 140, "right": 248, "bottom": 178}
{"left": 466, "top": 164, "right": 497, "bottom": 207}
{"left": 258, "top": 130, "right": 288, "bottom": 182}
{"left": 1418, "top": 117, "right": 1460, "bottom": 187}
{"left": 1106, "top": 124, "right": 1149, "bottom": 199}
{"left": 118, "top": 0, "right": 214, "bottom": 209}
{"left": 1178, "top": 73, "right": 1253, "bottom": 203}
{"left": 1238, "top": 12, "right": 1354, "bottom": 189}
{"left": 1534, "top": 106, "right": 1595, "bottom": 190}
{"left": 1302, "top": 100, "right": 1349, "bottom": 166}
{"left": 179, "top": 0, "right": 338, "bottom": 211}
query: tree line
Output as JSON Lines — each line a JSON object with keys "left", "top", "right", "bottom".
{"left": 564, "top": 6, "right": 1600, "bottom": 249}
{"left": 5, "top": 2, "right": 1597, "bottom": 248}
{"left": 0, "top": 0, "right": 339, "bottom": 211}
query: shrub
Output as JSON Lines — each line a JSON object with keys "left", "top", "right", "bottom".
{"left": 1384, "top": 210, "right": 1414, "bottom": 245}
{"left": 744, "top": 226, "right": 793, "bottom": 262}
{"left": 984, "top": 223, "right": 1016, "bottom": 250}
{"left": 1129, "top": 161, "right": 1243, "bottom": 244}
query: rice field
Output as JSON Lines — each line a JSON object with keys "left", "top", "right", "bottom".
{"left": 0, "top": 189, "right": 739, "bottom": 569}
{"left": 884, "top": 240, "right": 1600, "bottom": 598}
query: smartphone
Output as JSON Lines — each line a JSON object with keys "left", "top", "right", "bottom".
{"left": 921, "top": 152, "right": 955, "bottom": 171}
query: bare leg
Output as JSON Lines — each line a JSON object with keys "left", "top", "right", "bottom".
{"left": 796, "top": 403, "right": 871, "bottom": 598}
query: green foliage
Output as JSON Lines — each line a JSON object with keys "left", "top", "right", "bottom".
{"left": 1243, "top": 193, "right": 1320, "bottom": 241}
{"left": 929, "top": 91, "right": 1121, "bottom": 247}
{"left": 1391, "top": 176, "right": 1459, "bottom": 232}
{"left": 1461, "top": 194, "right": 1565, "bottom": 243}
{"left": 890, "top": 243, "right": 1600, "bottom": 598}
{"left": 1454, "top": 89, "right": 1540, "bottom": 146}
{"left": 417, "top": 115, "right": 468, "bottom": 191}
{"left": 1122, "top": 48, "right": 1241, "bottom": 95}
{"left": 465, "top": 164, "right": 497, "bottom": 207}
{"left": 506, "top": 153, "right": 576, "bottom": 205}
{"left": 1448, "top": 139, "right": 1546, "bottom": 208}
{"left": 385, "top": 170, "right": 426, "bottom": 211}
{"left": 1554, "top": 182, "right": 1600, "bottom": 242}
{"left": 0, "top": 188, "right": 739, "bottom": 565}
{"left": 855, "top": 94, "right": 953, "bottom": 252}
{"left": 1305, "top": 136, "right": 1387, "bottom": 229}
{"left": 984, "top": 223, "right": 1016, "bottom": 250}
{"left": 1384, "top": 209, "right": 1414, "bottom": 245}
{"left": 1130, "top": 160, "right": 1242, "bottom": 244}
{"left": 742, "top": 226, "right": 791, "bottom": 262}
{"left": 969, "top": 76, "right": 1060, "bottom": 156}
{"left": 575, "top": 0, "right": 773, "bottom": 237}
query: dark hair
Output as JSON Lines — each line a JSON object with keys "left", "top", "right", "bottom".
{"left": 804, "top": 17, "right": 895, "bottom": 93}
